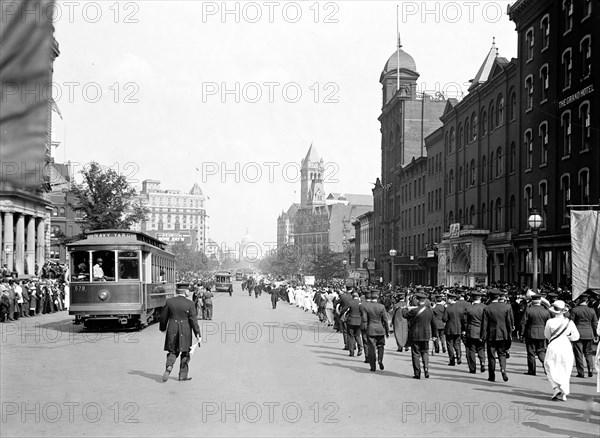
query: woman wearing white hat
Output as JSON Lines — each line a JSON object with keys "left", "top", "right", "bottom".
{"left": 543, "top": 300, "right": 580, "bottom": 401}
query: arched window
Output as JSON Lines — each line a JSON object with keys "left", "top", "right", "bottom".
{"left": 489, "top": 101, "right": 495, "bottom": 131}
{"left": 509, "top": 91, "right": 517, "bottom": 121}
{"left": 580, "top": 101, "right": 591, "bottom": 151}
{"left": 448, "top": 211, "right": 454, "bottom": 227}
{"left": 525, "top": 130, "right": 533, "bottom": 169}
{"left": 489, "top": 200, "right": 495, "bottom": 231}
{"left": 581, "top": 35, "right": 592, "bottom": 78}
{"left": 458, "top": 166, "right": 463, "bottom": 191}
{"left": 496, "top": 147, "right": 503, "bottom": 177}
{"left": 539, "top": 121, "right": 549, "bottom": 165}
{"left": 510, "top": 142, "right": 516, "bottom": 173}
{"left": 465, "top": 118, "right": 470, "bottom": 144}
{"left": 448, "top": 169, "right": 455, "bottom": 194}
{"left": 481, "top": 109, "right": 488, "bottom": 135}
{"left": 496, "top": 198, "right": 502, "bottom": 230}
{"left": 458, "top": 124, "right": 463, "bottom": 149}
{"left": 579, "top": 168, "right": 590, "bottom": 205}
{"left": 498, "top": 95, "right": 505, "bottom": 124}
{"left": 470, "top": 159, "right": 476, "bottom": 186}
{"left": 539, "top": 180, "right": 548, "bottom": 225}
{"left": 472, "top": 112, "right": 478, "bottom": 140}
{"left": 450, "top": 128, "right": 455, "bottom": 152}
{"left": 561, "top": 110, "right": 572, "bottom": 156}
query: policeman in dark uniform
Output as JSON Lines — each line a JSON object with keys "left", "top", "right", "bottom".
{"left": 519, "top": 294, "right": 550, "bottom": 376}
{"left": 481, "top": 289, "right": 514, "bottom": 382}
{"left": 571, "top": 292, "right": 599, "bottom": 378}
{"left": 159, "top": 284, "right": 201, "bottom": 382}
{"left": 462, "top": 290, "right": 487, "bottom": 374}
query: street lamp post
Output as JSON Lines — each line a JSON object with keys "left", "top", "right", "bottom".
{"left": 342, "top": 259, "right": 347, "bottom": 279}
{"left": 528, "top": 208, "right": 543, "bottom": 294}
{"left": 389, "top": 249, "right": 397, "bottom": 287}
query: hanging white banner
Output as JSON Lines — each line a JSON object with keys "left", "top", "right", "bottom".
{"left": 570, "top": 210, "right": 600, "bottom": 299}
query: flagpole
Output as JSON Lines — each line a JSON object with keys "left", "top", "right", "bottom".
{"left": 396, "top": 4, "right": 400, "bottom": 91}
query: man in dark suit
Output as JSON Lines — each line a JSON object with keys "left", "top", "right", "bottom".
{"left": 432, "top": 295, "right": 446, "bottom": 355}
{"left": 519, "top": 294, "right": 550, "bottom": 376}
{"left": 159, "top": 285, "right": 201, "bottom": 382}
{"left": 443, "top": 293, "right": 464, "bottom": 366}
{"left": 403, "top": 292, "right": 437, "bottom": 379}
{"left": 337, "top": 289, "right": 353, "bottom": 351}
{"left": 481, "top": 289, "right": 514, "bottom": 382}
{"left": 360, "top": 291, "right": 371, "bottom": 363}
{"left": 462, "top": 291, "right": 486, "bottom": 374}
{"left": 341, "top": 292, "right": 363, "bottom": 357}
{"left": 571, "top": 293, "right": 599, "bottom": 378}
{"left": 361, "top": 290, "right": 389, "bottom": 371}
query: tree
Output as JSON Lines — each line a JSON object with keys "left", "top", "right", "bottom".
{"left": 68, "top": 162, "right": 149, "bottom": 231}
{"left": 311, "top": 246, "right": 346, "bottom": 281}
{"left": 170, "top": 241, "right": 209, "bottom": 273}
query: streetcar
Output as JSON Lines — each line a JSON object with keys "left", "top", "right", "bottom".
{"left": 235, "top": 271, "right": 243, "bottom": 281}
{"left": 214, "top": 272, "right": 233, "bottom": 292}
{"left": 67, "top": 230, "right": 176, "bottom": 329}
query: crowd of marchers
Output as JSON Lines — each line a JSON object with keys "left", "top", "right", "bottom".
{"left": 268, "top": 281, "right": 600, "bottom": 402}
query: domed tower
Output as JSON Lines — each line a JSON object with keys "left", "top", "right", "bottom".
{"left": 300, "top": 143, "right": 325, "bottom": 209}
{"left": 379, "top": 35, "right": 420, "bottom": 106}
{"left": 240, "top": 229, "right": 257, "bottom": 266}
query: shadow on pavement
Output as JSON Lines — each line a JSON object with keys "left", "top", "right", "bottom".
{"left": 521, "top": 421, "right": 599, "bottom": 437}
{"left": 128, "top": 369, "right": 165, "bottom": 383}
{"left": 318, "top": 361, "right": 407, "bottom": 378}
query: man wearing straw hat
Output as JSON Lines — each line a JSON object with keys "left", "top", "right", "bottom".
{"left": 159, "top": 284, "right": 201, "bottom": 382}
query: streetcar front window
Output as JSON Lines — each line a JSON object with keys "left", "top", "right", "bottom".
{"left": 71, "top": 251, "right": 90, "bottom": 282}
{"left": 91, "top": 251, "right": 115, "bottom": 281}
{"left": 118, "top": 251, "right": 139, "bottom": 280}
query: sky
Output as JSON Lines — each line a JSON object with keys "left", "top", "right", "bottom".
{"left": 50, "top": 0, "right": 518, "bottom": 252}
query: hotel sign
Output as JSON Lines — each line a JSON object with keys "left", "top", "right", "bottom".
{"left": 559, "top": 85, "right": 594, "bottom": 109}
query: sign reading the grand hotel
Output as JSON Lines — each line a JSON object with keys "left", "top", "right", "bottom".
{"left": 559, "top": 85, "right": 594, "bottom": 109}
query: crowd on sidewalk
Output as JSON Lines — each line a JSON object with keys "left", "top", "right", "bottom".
{"left": 0, "top": 276, "right": 68, "bottom": 322}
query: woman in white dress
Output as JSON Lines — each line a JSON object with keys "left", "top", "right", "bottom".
{"left": 543, "top": 300, "right": 580, "bottom": 401}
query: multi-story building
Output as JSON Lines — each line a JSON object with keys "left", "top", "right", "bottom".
{"left": 0, "top": 32, "right": 59, "bottom": 276}
{"left": 277, "top": 145, "right": 373, "bottom": 260}
{"left": 508, "top": 0, "right": 599, "bottom": 288}
{"left": 352, "top": 211, "right": 374, "bottom": 280}
{"left": 437, "top": 42, "right": 520, "bottom": 287}
{"left": 372, "top": 40, "right": 447, "bottom": 282}
{"left": 139, "top": 180, "right": 207, "bottom": 252}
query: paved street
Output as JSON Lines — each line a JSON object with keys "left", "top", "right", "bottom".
{"left": 1, "top": 283, "right": 599, "bottom": 437}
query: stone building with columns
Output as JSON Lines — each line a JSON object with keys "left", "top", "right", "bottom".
{"left": 0, "top": 35, "right": 59, "bottom": 276}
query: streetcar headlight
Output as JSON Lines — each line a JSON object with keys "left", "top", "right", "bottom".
{"left": 98, "top": 289, "right": 109, "bottom": 301}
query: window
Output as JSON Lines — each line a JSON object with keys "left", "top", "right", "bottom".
{"left": 561, "top": 111, "right": 571, "bottom": 156}
{"left": 579, "top": 169, "right": 590, "bottom": 205}
{"left": 496, "top": 198, "right": 502, "bottom": 231}
{"left": 580, "top": 101, "right": 591, "bottom": 151}
{"left": 525, "top": 75, "right": 534, "bottom": 111}
{"left": 539, "top": 122, "right": 549, "bottom": 165}
{"left": 540, "top": 15, "right": 550, "bottom": 49}
{"left": 458, "top": 166, "right": 463, "bottom": 191}
{"left": 448, "top": 211, "right": 454, "bottom": 227}
{"left": 470, "top": 159, "right": 476, "bottom": 186}
{"left": 525, "top": 130, "right": 533, "bottom": 169}
{"left": 450, "top": 128, "right": 456, "bottom": 152}
{"left": 540, "top": 65, "right": 549, "bottom": 102}
{"left": 562, "top": 49, "right": 572, "bottom": 89}
{"left": 481, "top": 110, "right": 488, "bottom": 135}
{"left": 526, "top": 28, "right": 535, "bottom": 60}
{"left": 465, "top": 118, "right": 470, "bottom": 144}
{"left": 497, "top": 95, "right": 504, "bottom": 125}
{"left": 469, "top": 206, "right": 475, "bottom": 226}
{"left": 481, "top": 155, "right": 487, "bottom": 183}
{"left": 91, "top": 251, "right": 115, "bottom": 282}
{"left": 584, "top": 0, "right": 592, "bottom": 18}
{"left": 490, "top": 151, "right": 495, "bottom": 180}
{"left": 561, "top": 174, "right": 571, "bottom": 225}
{"left": 458, "top": 124, "right": 463, "bottom": 150}
{"left": 539, "top": 181, "right": 548, "bottom": 226}
{"left": 563, "top": 0, "right": 573, "bottom": 33}
{"left": 71, "top": 251, "right": 90, "bottom": 282}
{"left": 496, "top": 147, "right": 503, "bottom": 177}
{"left": 489, "top": 200, "right": 494, "bottom": 231}
{"left": 448, "top": 169, "right": 455, "bottom": 194}
{"left": 489, "top": 102, "right": 495, "bottom": 131}
{"left": 510, "top": 142, "right": 516, "bottom": 173}
{"left": 118, "top": 251, "right": 140, "bottom": 280}
{"left": 524, "top": 185, "right": 533, "bottom": 217}
{"left": 509, "top": 91, "right": 517, "bottom": 121}
{"left": 581, "top": 36, "right": 592, "bottom": 78}
{"left": 472, "top": 113, "right": 478, "bottom": 140}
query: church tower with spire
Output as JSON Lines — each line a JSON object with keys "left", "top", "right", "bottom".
{"left": 300, "top": 144, "right": 325, "bottom": 209}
